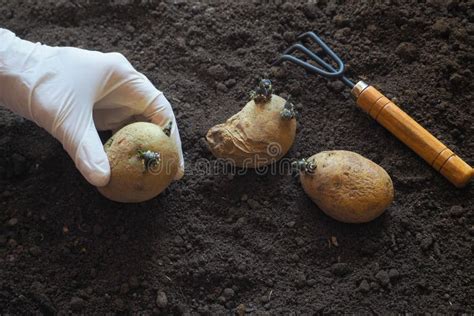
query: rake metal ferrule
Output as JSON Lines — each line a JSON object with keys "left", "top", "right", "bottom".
{"left": 351, "top": 81, "right": 369, "bottom": 98}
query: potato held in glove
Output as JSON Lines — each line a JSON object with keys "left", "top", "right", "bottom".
{"left": 206, "top": 79, "right": 297, "bottom": 168}
{"left": 295, "top": 151, "right": 394, "bottom": 223}
{"left": 98, "top": 122, "right": 179, "bottom": 203}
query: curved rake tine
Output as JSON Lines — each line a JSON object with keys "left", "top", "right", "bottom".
{"left": 282, "top": 43, "right": 344, "bottom": 78}
{"left": 274, "top": 31, "right": 355, "bottom": 88}
{"left": 276, "top": 54, "right": 331, "bottom": 76}
{"left": 298, "top": 32, "right": 342, "bottom": 60}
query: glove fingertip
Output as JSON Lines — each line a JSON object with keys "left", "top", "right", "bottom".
{"left": 86, "top": 168, "right": 111, "bottom": 187}
{"left": 75, "top": 145, "right": 111, "bottom": 187}
{"left": 72, "top": 124, "right": 111, "bottom": 187}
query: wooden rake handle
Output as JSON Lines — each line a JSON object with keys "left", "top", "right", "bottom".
{"left": 352, "top": 81, "right": 473, "bottom": 188}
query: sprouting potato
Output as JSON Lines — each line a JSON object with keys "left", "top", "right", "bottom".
{"left": 206, "top": 79, "right": 297, "bottom": 168}
{"left": 97, "top": 122, "right": 179, "bottom": 203}
{"left": 295, "top": 150, "right": 394, "bottom": 223}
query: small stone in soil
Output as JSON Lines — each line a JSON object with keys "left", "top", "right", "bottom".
{"left": 216, "top": 82, "right": 228, "bottom": 93}
{"left": 327, "top": 80, "right": 346, "bottom": 93}
{"left": 146, "top": 62, "right": 156, "bottom": 71}
{"left": 271, "top": 66, "right": 286, "bottom": 79}
{"left": 468, "top": 226, "right": 474, "bottom": 236}
{"left": 331, "top": 263, "right": 352, "bottom": 277}
{"left": 306, "top": 279, "right": 317, "bottom": 287}
{"left": 156, "top": 291, "right": 168, "bottom": 308}
{"left": 120, "top": 283, "right": 129, "bottom": 294}
{"left": 236, "top": 304, "right": 246, "bottom": 316}
{"left": 396, "top": 42, "right": 419, "bottom": 62}
{"left": 7, "top": 218, "right": 18, "bottom": 227}
{"left": 4, "top": 9, "right": 13, "bottom": 19}
{"left": 375, "top": 270, "right": 390, "bottom": 286}
{"left": 370, "top": 281, "right": 379, "bottom": 290}
{"left": 334, "top": 27, "right": 351, "bottom": 41}
{"left": 302, "top": 3, "right": 317, "bottom": 19}
{"left": 208, "top": 64, "right": 228, "bottom": 81}
{"left": 261, "top": 294, "right": 270, "bottom": 303}
{"left": 222, "top": 288, "right": 234, "bottom": 299}
{"left": 283, "top": 31, "right": 296, "bottom": 43}
{"left": 114, "top": 298, "right": 125, "bottom": 310}
{"left": 70, "top": 297, "right": 85, "bottom": 311}
{"left": 358, "top": 280, "right": 370, "bottom": 293}
{"left": 449, "top": 73, "right": 463, "bottom": 86}
{"left": 290, "top": 254, "right": 300, "bottom": 262}
{"left": 247, "top": 199, "right": 260, "bottom": 209}
{"left": 431, "top": 19, "right": 450, "bottom": 36}
{"left": 29, "top": 246, "right": 41, "bottom": 256}
{"left": 235, "top": 217, "right": 246, "bottom": 228}
{"left": 296, "top": 273, "right": 306, "bottom": 288}
{"left": 295, "top": 238, "right": 305, "bottom": 246}
{"left": 281, "top": 2, "right": 294, "bottom": 11}
{"left": 333, "top": 14, "right": 349, "bottom": 26}
{"left": 125, "top": 24, "right": 135, "bottom": 33}
{"left": 420, "top": 236, "right": 433, "bottom": 250}
{"left": 7, "top": 239, "right": 17, "bottom": 248}
{"left": 388, "top": 268, "right": 400, "bottom": 279}
{"left": 449, "top": 205, "right": 465, "bottom": 217}
{"left": 225, "top": 79, "right": 236, "bottom": 88}
{"left": 174, "top": 235, "right": 184, "bottom": 246}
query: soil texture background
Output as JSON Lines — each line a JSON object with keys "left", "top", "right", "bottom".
{"left": 0, "top": 0, "right": 473, "bottom": 314}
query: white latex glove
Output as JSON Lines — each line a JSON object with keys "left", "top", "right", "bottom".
{"left": 0, "top": 28, "right": 184, "bottom": 186}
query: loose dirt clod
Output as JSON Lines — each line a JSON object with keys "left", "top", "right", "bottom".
{"left": 206, "top": 79, "right": 297, "bottom": 168}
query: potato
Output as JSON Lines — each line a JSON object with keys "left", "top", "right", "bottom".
{"left": 97, "top": 122, "right": 179, "bottom": 203}
{"left": 206, "top": 79, "right": 296, "bottom": 168}
{"left": 297, "top": 150, "right": 394, "bottom": 223}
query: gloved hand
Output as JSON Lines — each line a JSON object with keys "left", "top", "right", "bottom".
{"left": 0, "top": 28, "right": 184, "bottom": 186}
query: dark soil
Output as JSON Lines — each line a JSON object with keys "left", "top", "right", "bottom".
{"left": 1, "top": 0, "right": 473, "bottom": 314}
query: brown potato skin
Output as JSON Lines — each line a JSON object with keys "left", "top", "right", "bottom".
{"left": 300, "top": 151, "right": 394, "bottom": 223}
{"left": 206, "top": 95, "right": 296, "bottom": 168}
{"left": 98, "top": 122, "right": 179, "bottom": 203}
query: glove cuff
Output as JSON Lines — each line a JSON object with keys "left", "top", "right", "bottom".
{"left": 0, "top": 28, "right": 45, "bottom": 70}
{"left": 0, "top": 28, "right": 43, "bottom": 121}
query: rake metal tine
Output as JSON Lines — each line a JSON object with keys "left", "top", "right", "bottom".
{"left": 274, "top": 31, "right": 355, "bottom": 88}
{"left": 281, "top": 43, "right": 344, "bottom": 78}
{"left": 298, "top": 32, "right": 344, "bottom": 68}
{"left": 276, "top": 54, "right": 329, "bottom": 76}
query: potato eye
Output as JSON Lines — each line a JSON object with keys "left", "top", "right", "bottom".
{"left": 251, "top": 78, "right": 273, "bottom": 103}
{"left": 137, "top": 150, "right": 161, "bottom": 171}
